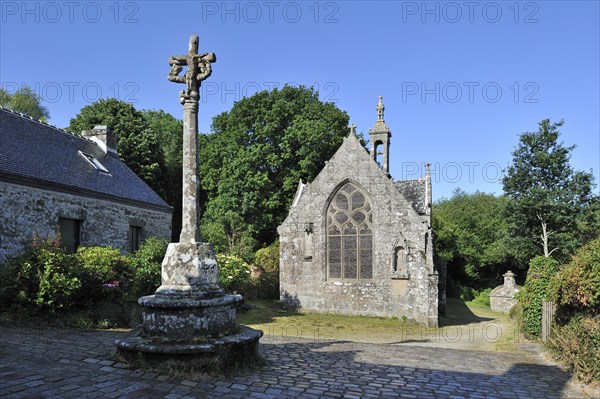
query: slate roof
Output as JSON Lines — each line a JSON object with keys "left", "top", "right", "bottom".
{"left": 0, "top": 107, "right": 171, "bottom": 212}
{"left": 394, "top": 179, "right": 427, "bottom": 214}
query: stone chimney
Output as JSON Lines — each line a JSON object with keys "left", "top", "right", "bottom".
{"left": 82, "top": 125, "right": 118, "bottom": 156}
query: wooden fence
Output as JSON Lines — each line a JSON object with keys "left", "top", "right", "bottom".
{"left": 542, "top": 301, "right": 556, "bottom": 342}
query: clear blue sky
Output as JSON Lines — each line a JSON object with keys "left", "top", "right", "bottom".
{"left": 1, "top": 1, "right": 598, "bottom": 200}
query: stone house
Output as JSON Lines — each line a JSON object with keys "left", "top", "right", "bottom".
{"left": 0, "top": 107, "right": 172, "bottom": 264}
{"left": 278, "top": 97, "right": 444, "bottom": 327}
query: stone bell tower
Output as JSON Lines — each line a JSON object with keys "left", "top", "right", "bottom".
{"left": 369, "top": 96, "right": 392, "bottom": 175}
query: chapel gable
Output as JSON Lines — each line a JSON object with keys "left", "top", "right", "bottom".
{"left": 278, "top": 97, "right": 443, "bottom": 327}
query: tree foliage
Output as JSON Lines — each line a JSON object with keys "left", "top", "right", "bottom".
{"left": 199, "top": 86, "right": 350, "bottom": 258}
{"left": 502, "top": 119, "right": 596, "bottom": 263}
{"left": 67, "top": 99, "right": 168, "bottom": 204}
{"left": 433, "top": 189, "right": 515, "bottom": 290}
{"left": 142, "top": 110, "right": 184, "bottom": 238}
{"left": 0, "top": 86, "right": 50, "bottom": 121}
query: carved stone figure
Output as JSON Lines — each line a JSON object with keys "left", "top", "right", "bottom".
{"left": 167, "top": 35, "right": 216, "bottom": 104}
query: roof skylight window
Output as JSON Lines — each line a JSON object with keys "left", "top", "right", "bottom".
{"left": 79, "top": 151, "right": 110, "bottom": 174}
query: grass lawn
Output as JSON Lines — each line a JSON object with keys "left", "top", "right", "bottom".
{"left": 237, "top": 298, "right": 520, "bottom": 351}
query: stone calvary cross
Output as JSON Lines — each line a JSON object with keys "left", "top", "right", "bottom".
{"left": 167, "top": 34, "right": 216, "bottom": 244}
{"left": 115, "top": 35, "right": 262, "bottom": 371}
{"left": 149, "top": 35, "right": 221, "bottom": 298}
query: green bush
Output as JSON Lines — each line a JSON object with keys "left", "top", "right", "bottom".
{"left": 0, "top": 235, "right": 169, "bottom": 322}
{"left": 129, "top": 237, "right": 168, "bottom": 297}
{"left": 200, "top": 222, "right": 229, "bottom": 255}
{"left": 549, "top": 237, "right": 600, "bottom": 315}
{"left": 544, "top": 238, "right": 600, "bottom": 384}
{"left": 472, "top": 288, "right": 492, "bottom": 307}
{"left": 255, "top": 241, "right": 279, "bottom": 274}
{"left": 516, "top": 256, "right": 561, "bottom": 339}
{"left": 546, "top": 315, "right": 600, "bottom": 384}
{"left": 252, "top": 241, "right": 280, "bottom": 299}
{"left": 76, "top": 246, "right": 133, "bottom": 305}
{"left": 0, "top": 236, "right": 81, "bottom": 313}
{"left": 217, "top": 254, "right": 252, "bottom": 295}
{"left": 35, "top": 248, "right": 81, "bottom": 312}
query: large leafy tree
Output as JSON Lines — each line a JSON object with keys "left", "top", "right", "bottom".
{"left": 433, "top": 189, "right": 515, "bottom": 290}
{"left": 0, "top": 86, "right": 50, "bottom": 121}
{"left": 142, "top": 109, "right": 184, "bottom": 239}
{"left": 502, "top": 119, "right": 596, "bottom": 264}
{"left": 67, "top": 99, "right": 167, "bottom": 201}
{"left": 199, "top": 86, "right": 350, "bottom": 258}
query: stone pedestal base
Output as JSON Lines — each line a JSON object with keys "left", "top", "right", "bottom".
{"left": 115, "top": 326, "right": 263, "bottom": 372}
{"left": 139, "top": 294, "right": 240, "bottom": 339}
{"left": 114, "top": 241, "right": 263, "bottom": 373}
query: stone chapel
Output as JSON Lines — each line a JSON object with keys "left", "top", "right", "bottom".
{"left": 278, "top": 97, "right": 444, "bottom": 327}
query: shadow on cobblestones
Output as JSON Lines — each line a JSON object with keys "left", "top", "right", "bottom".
{"left": 0, "top": 322, "right": 594, "bottom": 398}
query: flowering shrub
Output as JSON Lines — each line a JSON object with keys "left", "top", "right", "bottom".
{"left": 0, "top": 235, "right": 165, "bottom": 319}
{"left": 217, "top": 254, "right": 252, "bottom": 294}
{"left": 76, "top": 246, "right": 133, "bottom": 305}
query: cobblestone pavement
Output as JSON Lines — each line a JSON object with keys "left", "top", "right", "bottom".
{"left": 0, "top": 324, "right": 596, "bottom": 399}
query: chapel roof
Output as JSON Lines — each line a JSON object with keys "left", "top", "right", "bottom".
{"left": 394, "top": 179, "right": 427, "bottom": 214}
{"left": 0, "top": 107, "right": 171, "bottom": 212}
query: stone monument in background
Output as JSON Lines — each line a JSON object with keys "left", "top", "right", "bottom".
{"left": 490, "top": 271, "right": 522, "bottom": 313}
{"left": 116, "top": 35, "right": 262, "bottom": 371}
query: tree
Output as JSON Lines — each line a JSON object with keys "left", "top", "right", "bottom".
{"left": 433, "top": 189, "right": 515, "bottom": 290}
{"left": 68, "top": 99, "right": 167, "bottom": 201}
{"left": 199, "top": 86, "right": 350, "bottom": 258}
{"left": 0, "top": 86, "right": 50, "bottom": 121}
{"left": 502, "top": 119, "right": 596, "bottom": 263}
{"left": 142, "top": 110, "right": 184, "bottom": 240}
{"left": 142, "top": 109, "right": 183, "bottom": 169}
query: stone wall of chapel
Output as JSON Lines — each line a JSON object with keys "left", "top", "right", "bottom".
{"left": 279, "top": 136, "right": 438, "bottom": 326}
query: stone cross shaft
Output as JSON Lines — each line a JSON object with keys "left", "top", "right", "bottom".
{"left": 168, "top": 35, "right": 216, "bottom": 244}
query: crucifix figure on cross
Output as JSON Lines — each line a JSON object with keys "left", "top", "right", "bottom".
{"left": 168, "top": 35, "right": 216, "bottom": 104}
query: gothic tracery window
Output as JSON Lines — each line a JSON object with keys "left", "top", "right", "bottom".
{"left": 327, "top": 182, "right": 373, "bottom": 280}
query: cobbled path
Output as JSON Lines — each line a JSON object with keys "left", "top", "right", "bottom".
{"left": 0, "top": 324, "right": 596, "bottom": 398}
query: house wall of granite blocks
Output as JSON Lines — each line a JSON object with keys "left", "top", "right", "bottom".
{"left": 0, "top": 107, "right": 172, "bottom": 263}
